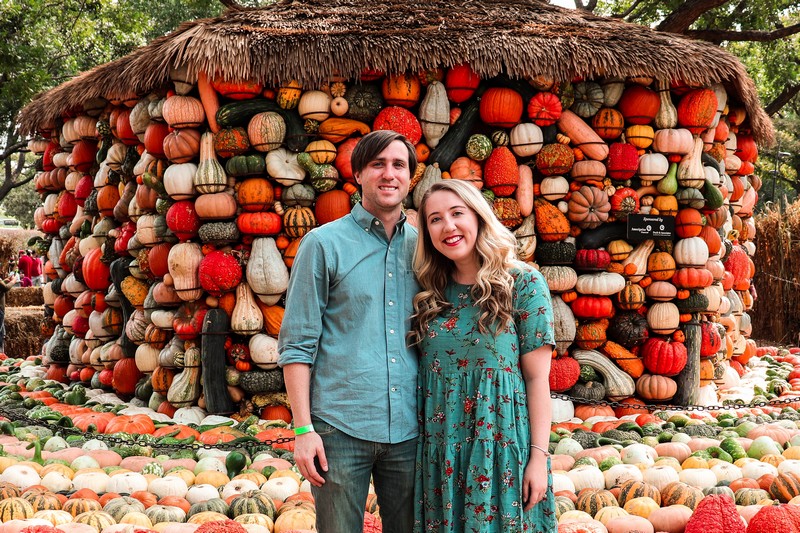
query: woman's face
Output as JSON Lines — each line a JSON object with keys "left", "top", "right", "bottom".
{"left": 424, "top": 190, "right": 480, "bottom": 269}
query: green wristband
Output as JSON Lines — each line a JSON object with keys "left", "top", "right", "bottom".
{"left": 294, "top": 424, "right": 315, "bottom": 436}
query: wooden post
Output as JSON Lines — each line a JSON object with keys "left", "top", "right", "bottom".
{"left": 673, "top": 313, "right": 700, "bottom": 405}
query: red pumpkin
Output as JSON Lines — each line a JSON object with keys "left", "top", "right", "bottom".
{"left": 166, "top": 200, "right": 201, "bottom": 242}
{"left": 527, "top": 92, "right": 562, "bottom": 127}
{"left": 70, "top": 140, "right": 98, "bottom": 172}
{"left": 211, "top": 78, "right": 264, "bottom": 100}
{"left": 315, "top": 189, "right": 352, "bottom": 225}
{"left": 735, "top": 134, "right": 758, "bottom": 163}
{"left": 672, "top": 267, "right": 713, "bottom": 289}
{"left": 606, "top": 143, "right": 639, "bottom": 181}
{"left": 536, "top": 143, "right": 575, "bottom": 176}
{"left": 571, "top": 295, "right": 614, "bottom": 319}
{"left": 74, "top": 175, "right": 94, "bottom": 207}
{"left": 700, "top": 321, "right": 722, "bottom": 357}
{"left": 199, "top": 250, "right": 243, "bottom": 297}
{"left": 334, "top": 137, "right": 359, "bottom": 183}
{"left": 115, "top": 109, "right": 139, "bottom": 145}
{"left": 483, "top": 147, "right": 519, "bottom": 197}
{"left": 112, "top": 357, "right": 143, "bottom": 397}
{"left": 373, "top": 106, "right": 422, "bottom": 145}
{"left": 148, "top": 243, "right": 173, "bottom": 278}
{"left": 445, "top": 64, "right": 481, "bottom": 103}
{"left": 479, "top": 87, "right": 524, "bottom": 128}
{"left": 173, "top": 300, "right": 209, "bottom": 340}
{"left": 236, "top": 212, "right": 283, "bottom": 236}
{"left": 677, "top": 88, "right": 718, "bottom": 135}
{"left": 609, "top": 187, "right": 640, "bottom": 220}
{"left": 617, "top": 85, "right": 660, "bottom": 125}
{"left": 641, "top": 336, "right": 688, "bottom": 376}
{"left": 82, "top": 247, "right": 111, "bottom": 292}
{"left": 574, "top": 249, "right": 611, "bottom": 271}
{"left": 549, "top": 356, "right": 581, "bottom": 392}
{"left": 144, "top": 122, "right": 170, "bottom": 158}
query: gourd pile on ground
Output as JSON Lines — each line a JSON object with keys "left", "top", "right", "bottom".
{"left": 30, "top": 65, "right": 762, "bottom": 418}
{"left": 3, "top": 349, "right": 800, "bottom": 532}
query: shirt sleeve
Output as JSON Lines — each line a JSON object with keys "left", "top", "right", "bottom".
{"left": 277, "top": 231, "right": 330, "bottom": 367}
{"left": 513, "top": 266, "right": 556, "bottom": 355}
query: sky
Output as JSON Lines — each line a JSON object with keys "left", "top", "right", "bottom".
{"left": 550, "top": 0, "right": 577, "bottom": 8}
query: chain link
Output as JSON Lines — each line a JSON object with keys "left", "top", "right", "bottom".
{"left": 551, "top": 392, "right": 800, "bottom": 412}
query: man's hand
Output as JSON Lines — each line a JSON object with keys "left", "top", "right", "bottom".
{"left": 293, "top": 432, "right": 328, "bottom": 487}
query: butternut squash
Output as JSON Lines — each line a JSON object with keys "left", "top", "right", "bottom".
{"left": 197, "top": 72, "right": 221, "bottom": 134}
{"left": 317, "top": 118, "right": 371, "bottom": 143}
{"left": 556, "top": 110, "right": 609, "bottom": 161}
{"left": 621, "top": 240, "right": 655, "bottom": 283}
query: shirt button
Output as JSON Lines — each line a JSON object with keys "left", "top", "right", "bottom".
{"left": 390, "top": 329, "right": 395, "bottom": 334}
{"left": 388, "top": 272, "right": 393, "bottom": 278}
{"left": 374, "top": 221, "right": 380, "bottom": 226}
{"left": 388, "top": 301, "right": 394, "bottom": 306}
{"left": 391, "top": 387, "right": 397, "bottom": 392}
{"left": 391, "top": 358, "right": 396, "bottom": 363}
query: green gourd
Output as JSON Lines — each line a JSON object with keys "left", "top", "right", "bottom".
{"left": 296, "top": 152, "right": 338, "bottom": 192}
{"left": 702, "top": 177, "right": 724, "bottom": 209}
{"left": 657, "top": 162, "right": 679, "bottom": 195}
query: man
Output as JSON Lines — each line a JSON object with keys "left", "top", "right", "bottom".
{"left": 278, "top": 130, "right": 419, "bottom": 533}
{"left": 28, "top": 250, "right": 44, "bottom": 287}
{"left": 17, "top": 251, "right": 32, "bottom": 281}
{"left": 28, "top": 251, "right": 43, "bottom": 286}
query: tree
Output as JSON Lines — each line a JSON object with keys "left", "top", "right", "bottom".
{"left": 0, "top": 0, "right": 224, "bottom": 206}
{"left": 578, "top": 0, "right": 800, "bottom": 117}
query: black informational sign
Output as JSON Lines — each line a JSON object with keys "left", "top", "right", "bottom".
{"left": 627, "top": 214, "right": 675, "bottom": 241}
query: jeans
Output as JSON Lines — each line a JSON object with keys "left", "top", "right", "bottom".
{"left": 311, "top": 416, "right": 416, "bottom": 533}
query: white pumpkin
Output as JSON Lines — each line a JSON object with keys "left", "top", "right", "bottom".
{"left": 552, "top": 473, "right": 576, "bottom": 494}
{"left": 642, "top": 465, "right": 680, "bottom": 491}
{"left": 265, "top": 148, "right": 305, "bottom": 186}
{"left": 185, "top": 484, "right": 221, "bottom": 505}
{"left": 148, "top": 476, "right": 189, "bottom": 499}
{"left": 106, "top": 472, "right": 149, "bottom": 495}
{"left": 220, "top": 479, "right": 260, "bottom": 501}
{"left": 71, "top": 471, "right": 110, "bottom": 493}
{"left": 551, "top": 397, "right": 575, "bottom": 424}
{"left": 510, "top": 123, "right": 543, "bottom": 157}
{"left": 260, "top": 477, "right": 300, "bottom": 501}
{"left": 40, "top": 471, "right": 74, "bottom": 493}
{"left": 163, "top": 162, "right": 198, "bottom": 200}
{"left": 0, "top": 464, "right": 42, "bottom": 489}
{"left": 741, "top": 460, "right": 778, "bottom": 480}
{"left": 710, "top": 462, "right": 742, "bottom": 484}
{"left": 603, "top": 463, "right": 643, "bottom": 489}
{"left": 678, "top": 467, "right": 717, "bottom": 490}
{"left": 172, "top": 407, "right": 207, "bottom": 426}
{"left": 638, "top": 152, "right": 669, "bottom": 181}
{"left": 249, "top": 334, "right": 279, "bottom": 370}
{"left": 540, "top": 175, "right": 570, "bottom": 201}
{"left": 33, "top": 510, "right": 74, "bottom": 526}
{"left": 673, "top": 236, "right": 709, "bottom": 267}
{"left": 565, "top": 465, "right": 605, "bottom": 492}
{"left": 575, "top": 272, "right": 626, "bottom": 296}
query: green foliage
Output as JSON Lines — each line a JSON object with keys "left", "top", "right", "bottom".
{"left": 1, "top": 177, "right": 39, "bottom": 229}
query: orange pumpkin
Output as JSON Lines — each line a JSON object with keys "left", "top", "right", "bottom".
{"left": 448, "top": 157, "right": 483, "bottom": 189}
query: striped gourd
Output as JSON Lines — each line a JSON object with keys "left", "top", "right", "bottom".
{"left": 234, "top": 513, "right": 276, "bottom": 527}
{"left": 0, "top": 497, "right": 35, "bottom": 521}
{"left": 73, "top": 510, "right": 116, "bottom": 532}
{"left": 145, "top": 504, "right": 186, "bottom": 524}
{"left": 0, "top": 481, "right": 20, "bottom": 499}
{"left": 229, "top": 490, "right": 277, "bottom": 520}
{"left": 22, "top": 490, "right": 63, "bottom": 512}
{"left": 187, "top": 497, "right": 229, "bottom": 518}
{"left": 187, "top": 511, "right": 230, "bottom": 524}
{"left": 770, "top": 472, "right": 800, "bottom": 503}
{"left": 63, "top": 498, "right": 103, "bottom": 517}
{"left": 554, "top": 495, "right": 575, "bottom": 520}
{"left": 575, "top": 489, "right": 618, "bottom": 517}
{"left": 103, "top": 496, "right": 146, "bottom": 522}
{"left": 617, "top": 479, "right": 662, "bottom": 507}
{"left": 660, "top": 481, "right": 703, "bottom": 510}
{"left": 735, "top": 487, "right": 771, "bottom": 506}
{"left": 282, "top": 206, "right": 316, "bottom": 239}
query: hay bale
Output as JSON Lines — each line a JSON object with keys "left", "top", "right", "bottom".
{"left": 7, "top": 287, "right": 44, "bottom": 308}
{"left": 4, "top": 306, "right": 44, "bottom": 358}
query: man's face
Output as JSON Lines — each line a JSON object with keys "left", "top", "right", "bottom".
{"left": 355, "top": 140, "right": 412, "bottom": 217}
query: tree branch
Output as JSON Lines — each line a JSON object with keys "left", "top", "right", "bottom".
{"left": 685, "top": 23, "right": 800, "bottom": 43}
{"left": 618, "top": 0, "right": 649, "bottom": 20}
{"left": 1, "top": 139, "right": 28, "bottom": 161}
{"left": 218, "top": 0, "right": 245, "bottom": 11}
{"left": 765, "top": 84, "right": 800, "bottom": 117}
{"left": 656, "top": 0, "right": 729, "bottom": 34}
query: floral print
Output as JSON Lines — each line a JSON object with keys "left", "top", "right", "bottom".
{"left": 414, "top": 267, "right": 557, "bottom": 533}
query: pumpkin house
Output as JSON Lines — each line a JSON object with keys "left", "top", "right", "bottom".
{"left": 17, "top": 0, "right": 774, "bottom": 419}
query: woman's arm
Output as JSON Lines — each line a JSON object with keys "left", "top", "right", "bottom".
{"left": 520, "top": 344, "right": 553, "bottom": 511}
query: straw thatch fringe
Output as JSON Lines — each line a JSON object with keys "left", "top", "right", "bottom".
{"left": 17, "top": 0, "right": 774, "bottom": 144}
{"left": 752, "top": 201, "right": 800, "bottom": 344}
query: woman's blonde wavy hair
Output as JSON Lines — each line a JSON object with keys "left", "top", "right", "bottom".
{"left": 408, "top": 180, "right": 520, "bottom": 346}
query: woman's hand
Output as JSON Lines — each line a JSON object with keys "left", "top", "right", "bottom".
{"left": 521, "top": 455, "right": 549, "bottom": 511}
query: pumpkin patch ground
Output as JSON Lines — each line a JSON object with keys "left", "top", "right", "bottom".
{"left": 7, "top": 0, "right": 800, "bottom": 528}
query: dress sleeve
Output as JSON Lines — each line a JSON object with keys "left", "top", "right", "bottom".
{"left": 513, "top": 267, "right": 556, "bottom": 355}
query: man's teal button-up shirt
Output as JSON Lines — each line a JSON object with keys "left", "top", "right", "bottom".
{"left": 278, "top": 203, "right": 420, "bottom": 443}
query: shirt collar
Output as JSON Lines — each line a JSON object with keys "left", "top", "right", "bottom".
{"left": 351, "top": 202, "right": 408, "bottom": 232}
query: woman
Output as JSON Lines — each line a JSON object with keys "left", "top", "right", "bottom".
{"left": 409, "top": 180, "right": 556, "bottom": 532}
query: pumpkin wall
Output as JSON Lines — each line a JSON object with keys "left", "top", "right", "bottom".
{"left": 31, "top": 67, "right": 761, "bottom": 416}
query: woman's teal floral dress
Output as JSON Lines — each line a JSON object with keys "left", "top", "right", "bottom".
{"left": 414, "top": 266, "right": 557, "bottom": 532}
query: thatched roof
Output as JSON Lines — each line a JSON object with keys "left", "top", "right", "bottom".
{"left": 18, "top": 0, "right": 774, "bottom": 144}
